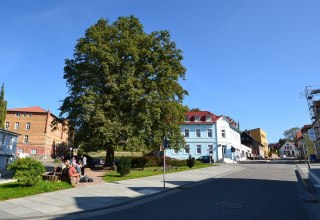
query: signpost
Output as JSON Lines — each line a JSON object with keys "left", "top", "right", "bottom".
{"left": 163, "top": 137, "right": 170, "bottom": 188}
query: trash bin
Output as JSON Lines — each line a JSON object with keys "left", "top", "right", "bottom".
{"left": 310, "top": 154, "right": 317, "bottom": 162}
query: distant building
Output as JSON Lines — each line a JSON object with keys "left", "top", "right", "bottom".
{"left": 4, "top": 106, "right": 68, "bottom": 158}
{"left": 241, "top": 130, "right": 263, "bottom": 159}
{"left": 0, "top": 129, "right": 20, "bottom": 169}
{"left": 246, "top": 128, "right": 269, "bottom": 158}
{"left": 279, "top": 141, "right": 299, "bottom": 158}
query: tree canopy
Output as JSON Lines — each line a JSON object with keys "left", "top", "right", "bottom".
{"left": 283, "top": 127, "right": 300, "bottom": 143}
{"left": 60, "top": 16, "right": 188, "bottom": 166}
{"left": 0, "top": 83, "right": 7, "bottom": 129}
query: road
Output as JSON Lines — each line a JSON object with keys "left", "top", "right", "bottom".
{"left": 74, "top": 161, "right": 319, "bottom": 220}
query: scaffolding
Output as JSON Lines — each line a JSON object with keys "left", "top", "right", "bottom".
{"left": 302, "top": 86, "right": 320, "bottom": 159}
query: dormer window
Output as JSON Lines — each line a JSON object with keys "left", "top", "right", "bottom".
{"left": 206, "top": 116, "right": 212, "bottom": 122}
{"left": 195, "top": 116, "right": 200, "bottom": 122}
{"left": 185, "top": 116, "right": 189, "bottom": 122}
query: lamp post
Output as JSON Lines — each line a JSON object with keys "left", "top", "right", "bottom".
{"left": 69, "top": 147, "right": 72, "bottom": 160}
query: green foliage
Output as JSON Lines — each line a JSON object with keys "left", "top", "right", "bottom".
{"left": 60, "top": 16, "right": 188, "bottom": 166}
{"left": 0, "top": 83, "right": 7, "bottom": 129}
{"left": 116, "top": 156, "right": 132, "bottom": 176}
{"left": 131, "top": 157, "right": 149, "bottom": 170}
{"left": 186, "top": 155, "right": 195, "bottom": 168}
{"left": 8, "top": 158, "right": 45, "bottom": 187}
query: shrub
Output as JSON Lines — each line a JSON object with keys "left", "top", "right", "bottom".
{"left": 8, "top": 158, "right": 46, "bottom": 187}
{"left": 116, "top": 156, "right": 132, "bottom": 176}
{"left": 186, "top": 155, "right": 195, "bottom": 168}
{"left": 131, "top": 157, "right": 149, "bottom": 170}
{"left": 170, "top": 159, "right": 187, "bottom": 167}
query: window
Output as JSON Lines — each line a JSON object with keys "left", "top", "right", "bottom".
{"left": 9, "top": 137, "right": 13, "bottom": 149}
{"left": 5, "top": 122, "right": 9, "bottom": 129}
{"left": 196, "top": 129, "right": 201, "bottom": 138}
{"left": 23, "top": 135, "right": 29, "bottom": 143}
{"left": 208, "top": 145, "right": 213, "bottom": 154}
{"left": 184, "top": 145, "right": 190, "bottom": 154}
{"left": 184, "top": 129, "right": 189, "bottom": 138}
{"left": 196, "top": 145, "right": 201, "bottom": 154}
{"left": 185, "top": 116, "right": 189, "bottom": 122}
{"left": 206, "top": 116, "right": 212, "bottom": 122}
{"left": 31, "top": 149, "right": 37, "bottom": 155}
{"left": 207, "top": 129, "right": 212, "bottom": 138}
{"left": 23, "top": 113, "right": 27, "bottom": 117}
{"left": 28, "top": 113, "right": 32, "bottom": 117}
{"left": 221, "top": 129, "right": 226, "bottom": 138}
{"left": 14, "top": 122, "right": 20, "bottom": 130}
{"left": 26, "top": 122, "right": 31, "bottom": 130}
{"left": 195, "top": 116, "right": 200, "bottom": 121}
{"left": 173, "top": 148, "right": 179, "bottom": 154}
{"left": 1, "top": 135, "right": 5, "bottom": 145}
{"left": 16, "top": 112, "right": 20, "bottom": 117}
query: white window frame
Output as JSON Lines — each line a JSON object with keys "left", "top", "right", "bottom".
{"left": 26, "top": 122, "right": 31, "bottom": 130}
{"left": 16, "top": 112, "right": 20, "bottom": 117}
{"left": 184, "top": 145, "right": 190, "bottom": 154}
{"left": 173, "top": 148, "right": 179, "bottom": 154}
{"left": 5, "top": 122, "right": 9, "bottom": 129}
{"left": 196, "top": 129, "right": 201, "bottom": 138}
{"left": 195, "top": 116, "right": 200, "bottom": 121}
{"left": 1, "top": 135, "right": 5, "bottom": 145}
{"left": 184, "top": 129, "right": 189, "bottom": 138}
{"left": 221, "top": 129, "right": 226, "bottom": 138}
{"left": 207, "top": 129, "right": 212, "bottom": 138}
{"left": 14, "top": 122, "right": 20, "bottom": 130}
{"left": 23, "top": 135, "right": 29, "bottom": 143}
{"left": 196, "top": 145, "right": 201, "bottom": 154}
{"left": 208, "top": 144, "right": 213, "bottom": 154}
{"left": 31, "top": 149, "right": 37, "bottom": 155}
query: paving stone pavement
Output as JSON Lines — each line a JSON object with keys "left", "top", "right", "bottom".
{"left": 0, "top": 164, "right": 243, "bottom": 220}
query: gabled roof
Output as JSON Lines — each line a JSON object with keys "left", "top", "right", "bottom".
{"left": 7, "top": 106, "right": 48, "bottom": 113}
{"left": 185, "top": 111, "right": 219, "bottom": 124}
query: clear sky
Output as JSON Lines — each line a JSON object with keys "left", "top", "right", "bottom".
{"left": 1, "top": 0, "right": 319, "bottom": 143}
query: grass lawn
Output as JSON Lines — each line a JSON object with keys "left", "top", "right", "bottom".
{"left": 0, "top": 180, "right": 72, "bottom": 201}
{"left": 103, "top": 163, "right": 216, "bottom": 182}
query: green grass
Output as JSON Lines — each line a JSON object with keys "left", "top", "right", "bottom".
{"left": 0, "top": 180, "right": 72, "bottom": 201}
{"left": 103, "top": 163, "right": 216, "bottom": 182}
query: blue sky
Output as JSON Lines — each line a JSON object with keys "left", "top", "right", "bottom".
{"left": 1, "top": 0, "right": 319, "bottom": 143}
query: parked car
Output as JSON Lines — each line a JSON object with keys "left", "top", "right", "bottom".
{"left": 197, "top": 155, "right": 214, "bottom": 163}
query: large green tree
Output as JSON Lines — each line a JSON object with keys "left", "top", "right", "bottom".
{"left": 0, "top": 83, "right": 7, "bottom": 129}
{"left": 60, "top": 16, "right": 188, "bottom": 166}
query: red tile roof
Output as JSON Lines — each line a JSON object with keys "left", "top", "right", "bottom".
{"left": 185, "top": 111, "right": 220, "bottom": 124}
{"left": 7, "top": 106, "right": 48, "bottom": 113}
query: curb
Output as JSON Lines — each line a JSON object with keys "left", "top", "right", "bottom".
{"left": 14, "top": 166, "right": 244, "bottom": 220}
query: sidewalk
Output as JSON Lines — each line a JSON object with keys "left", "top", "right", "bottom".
{"left": 295, "top": 161, "right": 320, "bottom": 198}
{"left": 0, "top": 164, "right": 243, "bottom": 219}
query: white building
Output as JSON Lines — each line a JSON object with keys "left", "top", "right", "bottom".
{"left": 215, "top": 116, "right": 242, "bottom": 163}
{"left": 0, "top": 129, "right": 20, "bottom": 169}
{"left": 279, "top": 141, "right": 299, "bottom": 158}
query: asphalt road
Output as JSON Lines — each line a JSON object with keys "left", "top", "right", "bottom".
{"left": 77, "top": 161, "right": 318, "bottom": 220}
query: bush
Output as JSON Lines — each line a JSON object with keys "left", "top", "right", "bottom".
{"left": 131, "top": 157, "right": 149, "bottom": 170}
{"left": 8, "top": 158, "right": 46, "bottom": 187}
{"left": 170, "top": 159, "right": 187, "bottom": 167}
{"left": 186, "top": 155, "right": 195, "bottom": 168}
{"left": 116, "top": 156, "right": 132, "bottom": 176}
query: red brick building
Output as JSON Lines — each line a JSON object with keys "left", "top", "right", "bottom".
{"left": 4, "top": 106, "right": 68, "bottom": 157}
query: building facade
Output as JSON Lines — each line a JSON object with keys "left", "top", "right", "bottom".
{"left": 166, "top": 111, "right": 218, "bottom": 161}
{"left": 0, "top": 129, "right": 20, "bottom": 169}
{"left": 5, "top": 106, "right": 68, "bottom": 158}
{"left": 241, "top": 131, "right": 263, "bottom": 159}
{"left": 246, "top": 128, "right": 269, "bottom": 158}
{"left": 279, "top": 141, "right": 300, "bottom": 158}
{"left": 166, "top": 111, "right": 245, "bottom": 163}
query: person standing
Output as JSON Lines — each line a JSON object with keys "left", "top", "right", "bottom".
{"left": 81, "top": 155, "right": 87, "bottom": 176}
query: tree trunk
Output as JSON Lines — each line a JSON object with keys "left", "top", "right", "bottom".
{"left": 105, "top": 145, "right": 115, "bottom": 167}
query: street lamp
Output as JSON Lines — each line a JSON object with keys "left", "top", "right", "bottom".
{"left": 69, "top": 147, "right": 72, "bottom": 160}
